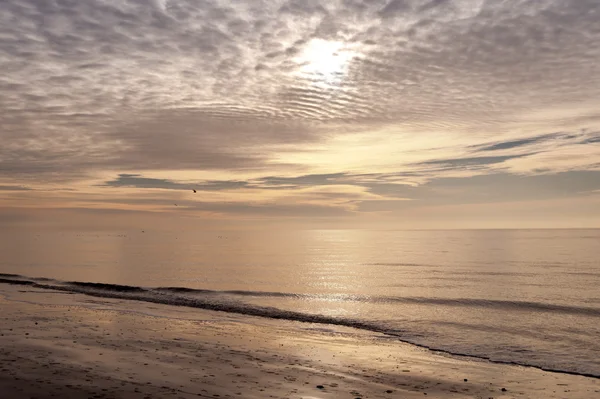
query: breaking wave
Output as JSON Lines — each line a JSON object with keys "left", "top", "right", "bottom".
{"left": 1, "top": 273, "right": 599, "bottom": 379}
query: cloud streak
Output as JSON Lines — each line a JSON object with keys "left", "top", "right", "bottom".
{"left": 471, "top": 133, "right": 574, "bottom": 152}
{"left": 103, "top": 174, "right": 248, "bottom": 191}
{"left": 0, "top": 185, "right": 31, "bottom": 191}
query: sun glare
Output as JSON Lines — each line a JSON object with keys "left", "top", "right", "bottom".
{"left": 295, "top": 39, "right": 356, "bottom": 84}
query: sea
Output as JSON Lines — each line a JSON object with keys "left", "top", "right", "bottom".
{"left": 1, "top": 228, "right": 599, "bottom": 378}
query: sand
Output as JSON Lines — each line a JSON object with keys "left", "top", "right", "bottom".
{"left": 0, "top": 285, "right": 598, "bottom": 399}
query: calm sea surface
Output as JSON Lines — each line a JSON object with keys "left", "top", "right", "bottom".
{"left": 1, "top": 228, "right": 599, "bottom": 377}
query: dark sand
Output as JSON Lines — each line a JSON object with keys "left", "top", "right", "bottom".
{"left": 0, "top": 285, "right": 598, "bottom": 398}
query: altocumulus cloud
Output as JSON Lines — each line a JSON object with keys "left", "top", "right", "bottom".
{"left": 0, "top": 0, "right": 599, "bottom": 221}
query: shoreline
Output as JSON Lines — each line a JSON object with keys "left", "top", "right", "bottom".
{"left": 1, "top": 285, "right": 599, "bottom": 398}
{"left": 2, "top": 274, "right": 599, "bottom": 380}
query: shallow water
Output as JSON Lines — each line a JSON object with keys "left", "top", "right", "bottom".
{"left": 1, "top": 228, "right": 599, "bottom": 377}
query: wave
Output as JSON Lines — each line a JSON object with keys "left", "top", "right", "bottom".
{"left": 0, "top": 275, "right": 397, "bottom": 335}
{"left": 158, "top": 287, "right": 600, "bottom": 316}
{"left": 1, "top": 273, "right": 599, "bottom": 380}
{"left": 0, "top": 278, "right": 37, "bottom": 287}
{"left": 3, "top": 274, "right": 600, "bottom": 317}
{"left": 366, "top": 262, "right": 434, "bottom": 267}
{"left": 0, "top": 273, "right": 23, "bottom": 278}
{"left": 68, "top": 281, "right": 147, "bottom": 293}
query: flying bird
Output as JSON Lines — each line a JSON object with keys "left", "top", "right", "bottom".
{"left": 193, "top": 189, "right": 196, "bottom": 193}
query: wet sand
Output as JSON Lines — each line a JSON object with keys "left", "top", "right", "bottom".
{"left": 0, "top": 286, "right": 598, "bottom": 398}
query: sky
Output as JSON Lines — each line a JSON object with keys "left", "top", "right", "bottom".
{"left": 1, "top": 0, "right": 599, "bottom": 230}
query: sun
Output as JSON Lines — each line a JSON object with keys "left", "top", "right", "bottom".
{"left": 295, "top": 39, "right": 356, "bottom": 84}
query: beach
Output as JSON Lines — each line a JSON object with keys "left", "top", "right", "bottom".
{"left": 1, "top": 285, "right": 598, "bottom": 399}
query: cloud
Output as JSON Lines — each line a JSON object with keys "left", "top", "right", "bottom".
{"left": 1, "top": 0, "right": 599, "bottom": 224}
{"left": 580, "top": 131, "right": 600, "bottom": 144}
{"left": 101, "top": 172, "right": 373, "bottom": 192}
{"left": 0, "top": 185, "right": 31, "bottom": 191}
{"left": 471, "top": 133, "right": 570, "bottom": 152}
{"left": 102, "top": 174, "right": 248, "bottom": 191}
{"left": 412, "top": 154, "right": 533, "bottom": 169}
{"left": 378, "top": 0, "right": 411, "bottom": 17}
{"left": 257, "top": 173, "right": 348, "bottom": 188}
{"left": 102, "top": 174, "right": 194, "bottom": 190}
